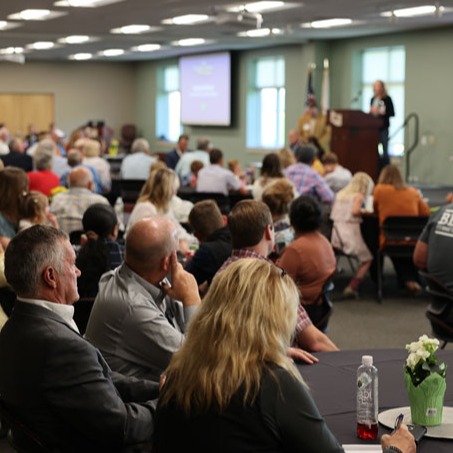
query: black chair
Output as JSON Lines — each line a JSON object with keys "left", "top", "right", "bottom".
{"left": 73, "top": 296, "right": 96, "bottom": 335}
{"left": 303, "top": 273, "right": 335, "bottom": 332}
{"left": 377, "top": 215, "right": 429, "bottom": 303}
{"left": 0, "top": 398, "right": 52, "bottom": 452}
{"left": 118, "top": 179, "right": 146, "bottom": 212}
{"left": 419, "top": 270, "right": 453, "bottom": 349}
{"left": 186, "top": 192, "right": 231, "bottom": 215}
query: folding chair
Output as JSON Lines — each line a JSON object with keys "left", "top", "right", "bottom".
{"left": 419, "top": 270, "right": 453, "bottom": 349}
{"left": 186, "top": 192, "right": 231, "bottom": 215}
{"left": 377, "top": 215, "right": 429, "bottom": 303}
{"left": 331, "top": 223, "right": 359, "bottom": 275}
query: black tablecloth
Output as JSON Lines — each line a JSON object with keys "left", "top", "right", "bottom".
{"left": 297, "top": 349, "right": 453, "bottom": 452}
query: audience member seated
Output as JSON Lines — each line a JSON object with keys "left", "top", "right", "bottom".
{"left": 322, "top": 152, "right": 352, "bottom": 193}
{"left": 60, "top": 148, "right": 102, "bottom": 193}
{"left": 330, "top": 172, "right": 375, "bottom": 298}
{"left": 297, "top": 98, "right": 332, "bottom": 153}
{"left": 165, "top": 134, "right": 190, "bottom": 170}
{"left": 153, "top": 258, "right": 415, "bottom": 453}
{"left": 414, "top": 202, "right": 453, "bottom": 291}
{"left": 18, "top": 191, "right": 59, "bottom": 232}
{"left": 174, "top": 136, "right": 211, "bottom": 186}
{"left": 169, "top": 174, "right": 194, "bottom": 224}
{"left": 227, "top": 159, "right": 246, "bottom": 181}
{"left": 50, "top": 166, "right": 110, "bottom": 234}
{"left": 184, "top": 200, "right": 232, "bottom": 289}
{"left": 0, "top": 126, "right": 10, "bottom": 155}
{"left": 76, "top": 203, "right": 124, "bottom": 299}
{"left": 82, "top": 138, "right": 111, "bottom": 194}
{"left": 252, "top": 152, "right": 292, "bottom": 201}
{"left": 0, "top": 166, "right": 29, "bottom": 249}
{"left": 126, "top": 167, "right": 196, "bottom": 250}
{"left": 373, "top": 164, "right": 430, "bottom": 294}
{"left": 277, "top": 195, "right": 337, "bottom": 308}
{"left": 85, "top": 216, "right": 201, "bottom": 383}
{"left": 120, "top": 138, "right": 157, "bottom": 180}
{"left": 305, "top": 136, "right": 326, "bottom": 176}
{"left": 196, "top": 148, "right": 246, "bottom": 196}
{"left": 27, "top": 139, "right": 60, "bottom": 197}
{"left": 284, "top": 145, "right": 334, "bottom": 205}
{"left": 277, "top": 145, "right": 296, "bottom": 169}
{"left": 218, "top": 199, "right": 338, "bottom": 358}
{"left": 0, "top": 225, "right": 158, "bottom": 452}
{"left": 1, "top": 138, "right": 32, "bottom": 172}
{"left": 262, "top": 178, "right": 295, "bottom": 256}
{"left": 188, "top": 159, "right": 204, "bottom": 188}
{"left": 288, "top": 128, "right": 302, "bottom": 153}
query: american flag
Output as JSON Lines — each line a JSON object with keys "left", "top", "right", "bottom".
{"left": 306, "top": 66, "right": 315, "bottom": 107}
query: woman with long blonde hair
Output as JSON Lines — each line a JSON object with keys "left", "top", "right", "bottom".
{"left": 330, "top": 172, "right": 375, "bottom": 298}
{"left": 154, "top": 258, "right": 343, "bottom": 452}
{"left": 126, "top": 167, "right": 195, "bottom": 248}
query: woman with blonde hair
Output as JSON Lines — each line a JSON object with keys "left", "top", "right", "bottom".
{"left": 18, "top": 190, "right": 59, "bottom": 231}
{"left": 154, "top": 258, "right": 414, "bottom": 453}
{"left": 330, "top": 172, "right": 375, "bottom": 298}
{"left": 82, "top": 138, "right": 111, "bottom": 193}
{"left": 373, "top": 164, "right": 430, "bottom": 294}
{"left": 126, "top": 167, "right": 195, "bottom": 249}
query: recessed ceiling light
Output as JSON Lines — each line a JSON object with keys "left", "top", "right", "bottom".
{"left": 9, "top": 9, "right": 50, "bottom": 20}
{"left": 381, "top": 5, "right": 439, "bottom": 18}
{"left": 110, "top": 24, "right": 151, "bottom": 34}
{"left": 59, "top": 35, "right": 90, "bottom": 44}
{"left": 28, "top": 41, "right": 55, "bottom": 50}
{"left": 0, "top": 21, "right": 7, "bottom": 29}
{"left": 308, "top": 18, "right": 352, "bottom": 28}
{"left": 0, "top": 47, "right": 24, "bottom": 55}
{"left": 162, "top": 14, "right": 210, "bottom": 25}
{"left": 69, "top": 52, "right": 93, "bottom": 60}
{"left": 133, "top": 44, "right": 161, "bottom": 52}
{"left": 54, "top": 0, "right": 124, "bottom": 7}
{"left": 100, "top": 48, "right": 124, "bottom": 57}
{"left": 228, "top": 1, "right": 285, "bottom": 13}
{"left": 175, "top": 38, "right": 206, "bottom": 46}
{"left": 238, "top": 28, "right": 271, "bottom": 37}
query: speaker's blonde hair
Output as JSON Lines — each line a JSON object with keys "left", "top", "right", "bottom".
{"left": 159, "top": 258, "right": 303, "bottom": 413}
{"left": 336, "top": 171, "right": 374, "bottom": 200}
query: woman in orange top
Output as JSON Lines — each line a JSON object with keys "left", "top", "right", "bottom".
{"left": 373, "top": 164, "right": 430, "bottom": 294}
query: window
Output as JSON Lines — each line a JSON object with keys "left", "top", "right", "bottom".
{"left": 156, "top": 65, "right": 182, "bottom": 142}
{"left": 360, "top": 46, "right": 406, "bottom": 156}
{"left": 247, "top": 56, "right": 285, "bottom": 149}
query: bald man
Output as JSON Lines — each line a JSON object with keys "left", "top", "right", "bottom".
{"left": 50, "top": 166, "right": 110, "bottom": 234}
{"left": 85, "top": 216, "right": 201, "bottom": 384}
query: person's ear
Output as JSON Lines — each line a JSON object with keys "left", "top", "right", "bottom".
{"left": 222, "top": 215, "right": 227, "bottom": 226}
{"left": 43, "top": 266, "right": 58, "bottom": 289}
{"left": 264, "top": 224, "right": 273, "bottom": 240}
{"left": 162, "top": 255, "right": 171, "bottom": 273}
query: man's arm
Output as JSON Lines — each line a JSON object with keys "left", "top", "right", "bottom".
{"left": 413, "top": 240, "right": 428, "bottom": 270}
{"left": 296, "top": 324, "right": 339, "bottom": 352}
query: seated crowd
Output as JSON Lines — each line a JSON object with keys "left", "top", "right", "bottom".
{"left": 0, "top": 121, "right": 432, "bottom": 453}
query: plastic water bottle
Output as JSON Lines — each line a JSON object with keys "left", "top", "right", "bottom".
{"left": 114, "top": 196, "right": 125, "bottom": 233}
{"left": 356, "top": 355, "right": 379, "bottom": 440}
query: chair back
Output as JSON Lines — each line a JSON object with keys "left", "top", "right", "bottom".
{"left": 381, "top": 215, "right": 429, "bottom": 245}
{"left": 0, "top": 398, "right": 52, "bottom": 452}
{"left": 119, "top": 179, "right": 146, "bottom": 212}
{"left": 187, "top": 192, "right": 231, "bottom": 215}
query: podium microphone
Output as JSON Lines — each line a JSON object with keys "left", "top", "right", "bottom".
{"left": 351, "top": 90, "right": 362, "bottom": 105}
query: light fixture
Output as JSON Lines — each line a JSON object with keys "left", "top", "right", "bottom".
{"left": 0, "top": 47, "right": 24, "bottom": 55}
{"left": 0, "top": 21, "right": 7, "bottom": 29}
{"left": 175, "top": 38, "right": 206, "bottom": 47}
{"left": 132, "top": 44, "right": 161, "bottom": 52}
{"left": 8, "top": 9, "right": 66, "bottom": 21}
{"left": 58, "top": 35, "right": 90, "bottom": 44}
{"left": 110, "top": 24, "right": 151, "bottom": 34}
{"left": 28, "top": 41, "right": 55, "bottom": 50}
{"left": 99, "top": 48, "right": 124, "bottom": 56}
{"left": 308, "top": 18, "right": 352, "bottom": 28}
{"left": 54, "top": 0, "right": 124, "bottom": 7}
{"left": 162, "top": 14, "right": 210, "bottom": 25}
{"left": 381, "top": 5, "right": 440, "bottom": 18}
{"left": 227, "top": 1, "right": 285, "bottom": 13}
{"left": 69, "top": 52, "right": 93, "bottom": 60}
{"left": 238, "top": 27, "right": 283, "bottom": 37}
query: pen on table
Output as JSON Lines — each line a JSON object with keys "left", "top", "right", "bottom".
{"left": 393, "top": 413, "right": 404, "bottom": 433}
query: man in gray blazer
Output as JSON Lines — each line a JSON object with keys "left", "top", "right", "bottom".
{"left": 0, "top": 225, "right": 158, "bottom": 452}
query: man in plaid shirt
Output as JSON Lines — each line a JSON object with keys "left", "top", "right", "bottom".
{"left": 217, "top": 200, "right": 338, "bottom": 364}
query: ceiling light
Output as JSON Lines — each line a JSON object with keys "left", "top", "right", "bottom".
{"left": 162, "top": 14, "right": 210, "bottom": 25}
{"left": 69, "top": 53, "right": 93, "bottom": 60}
{"left": 28, "top": 41, "right": 55, "bottom": 50}
{"left": 0, "top": 21, "right": 7, "bottom": 29}
{"left": 54, "top": 0, "right": 123, "bottom": 7}
{"left": 238, "top": 28, "right": 271, "bottom": 37}
{"left": 59, "top": 35, "right": 90, "bottom": 44}
{"left": 308, "top": 18, "right": 352, "bottom": 28}
{"left": 67, "top": 0, "right": 100, "bottom": 5}
{"left": 0, "top": 47, "right": 24, "bottom": 55}
{"left": 227, "top": 1, "right": 285, "bottom": 13}
{"left": 175, "top": 38, "right": 206, "bottom": 47}
{"left": 9, "top": 9, "right": 51, "bottom": 20}
{"left": 133, "top": 44, "right": 161, "bottom": 52}
{"left": 381, "top": 5, "right": 439, "bottom": 18}
{"left": 100, "top": 48, "right": 124, "bottom": 56}
{"left": 110, "top": 24, "right": 151, "bottom": 34}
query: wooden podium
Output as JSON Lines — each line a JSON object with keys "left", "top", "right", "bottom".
{"left": 328, "top": 109, "right": 383, "bottom": 181}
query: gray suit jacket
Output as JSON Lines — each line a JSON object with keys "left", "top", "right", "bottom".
{"left": 0, "top": 301, "right": 158, "bottom": 452}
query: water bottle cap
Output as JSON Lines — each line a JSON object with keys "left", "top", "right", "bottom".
{"left": 362, "top": 355, "right": 373, "bottom": 366}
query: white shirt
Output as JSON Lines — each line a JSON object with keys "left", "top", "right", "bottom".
{"left": 174, "top": 150, "right": 210, "bottom": 184}
{"left": 196, "top": 164, "right": 242, "bottom": 196}
{"left": 19, "top": 297, "right": 80, "bottom": 333}
{"left": 120, "top": 152, "right": 156, "bottom": 180}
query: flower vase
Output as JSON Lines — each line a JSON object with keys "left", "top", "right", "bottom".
{"left": 404, "top": 371, "right": 446, "bottom": 426}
